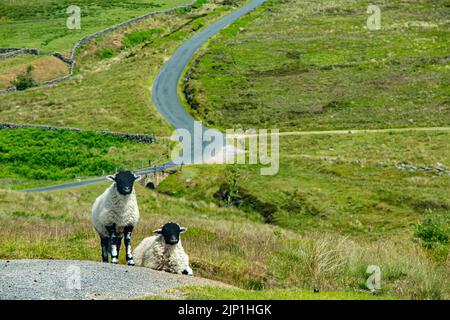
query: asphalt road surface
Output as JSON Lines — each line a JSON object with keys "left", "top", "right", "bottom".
{"left": 24, "top": 162, "right": 178, "bottom": 193}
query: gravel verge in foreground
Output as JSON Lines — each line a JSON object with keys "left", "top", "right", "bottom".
{"left": 0, "top": 259, "right": 232, "bottom": 300}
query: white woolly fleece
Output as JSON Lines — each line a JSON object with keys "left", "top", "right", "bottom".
{"left": 133, "top": 235, "right": 192, "bottom": 275}
{"left": 92, "top": 183, "right": 140, "bottom": 237}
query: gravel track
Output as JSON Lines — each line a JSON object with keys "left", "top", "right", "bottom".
{"left": 0, "top": 260, "right": 232, "bottom": 300}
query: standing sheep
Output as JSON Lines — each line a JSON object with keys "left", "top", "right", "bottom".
{"left": 133, "top": 222, "right": 193, "bottom": 275}
{"left": 92, "top": 170, "right": 142, "bottom": 265}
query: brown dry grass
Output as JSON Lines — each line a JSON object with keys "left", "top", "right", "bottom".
{"left": 0, "top": 55, "right": 68, "bottom": 88}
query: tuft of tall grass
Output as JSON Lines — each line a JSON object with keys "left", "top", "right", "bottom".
{"left": 296, "top": 236, "right": 349, "bottom": 291}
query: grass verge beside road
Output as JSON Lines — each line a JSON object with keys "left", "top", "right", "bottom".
{"left": 179, "top": 286, "right": 392, "bottom": 299}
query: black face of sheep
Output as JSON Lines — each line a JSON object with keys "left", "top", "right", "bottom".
{"left": 107, "top": 171, "right": 141, "bottom": 195}
{"left": 154, "top": 222, "right": 187, "bottom": 245}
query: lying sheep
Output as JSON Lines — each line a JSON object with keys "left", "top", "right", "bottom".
{"left": 133, "top": 222, "right": 193, "bottom": 275}
{"left": 92, "top": 170, "right": 141, "bottom": 265}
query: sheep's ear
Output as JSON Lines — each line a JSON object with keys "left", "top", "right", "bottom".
{"left": 153, "top": 229, "right": 162, "bottom": 234}
{"left": 107, "top": 175, "right": 116, "bottom": 182}
{"left": 134, "top": 174, "right": 142, "bottom": 182}
{"left": 180, "top": 227, "right": 187, "bottom": 233}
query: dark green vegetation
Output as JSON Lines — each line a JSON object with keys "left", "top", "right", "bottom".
{"left": 186, "top": 0, "right": 450, "bottom": 131}
{"left": 414, "top": 215, "right": 449, "bottom": 260}
{"left": 0, "top": 128, "right": 163, "bottom": 188}
{"left": 122, "top": 28, "right": 163, "bottom": 48}
{"left": 96, "top": 48, "right": 117, "bottom": 60}
{"left": 192, "top": 0, "right": 209, "bottom": 9}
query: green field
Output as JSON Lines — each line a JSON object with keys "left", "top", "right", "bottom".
{"left": 0, "top": 0, "right": 191, "bottom": 51}
{"left": 0, "top": 128, "right": 164, "bottom": 189}
{"left": 0, "top": 128, "right": 448, "bottom": 299}
{"left": 185, "top": 0, "right": 450, "bottom": 131}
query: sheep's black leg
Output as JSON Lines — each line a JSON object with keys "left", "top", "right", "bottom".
{"left": 100, "top": 236, "right": 109, "bottom": 263}
{"left": 106, "top": 224, "right": 120, "bottom": 264}
{"left": 124, "top": 225, "right": 135, "bottom": 266}
{"left": 110, "top": 232, "right": 122, "bottom": 264}
{"left": 116, "top": 234, "right": 123, "bottom": 262}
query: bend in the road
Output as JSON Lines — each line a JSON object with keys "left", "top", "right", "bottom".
{"left": 152, "top": 0, "right": 267, "bottom": 133}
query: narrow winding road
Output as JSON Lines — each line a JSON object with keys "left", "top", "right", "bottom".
{"left": 24, "top": 0, "right": 267, "bottom": 193}
{"left": 152, "top": 0, "right": 267, "bottom": 132}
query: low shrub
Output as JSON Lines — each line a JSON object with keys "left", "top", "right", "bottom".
{"left": 192, "top": 0, "right": 208, "bottom": 10}
{"left": 11, "top": 65, "right": 36, "bottom": 90}
{"left": 0, "top": 128, "right": 135, "bottom": 180}
{"left": 97, "top": 48, "right": 117, "bottom": 59}
{"left": 414, "top": 216, "right": 449, "bottom": 249}
{"left": 122, "top": 28, "right": 162, "bottom": 48}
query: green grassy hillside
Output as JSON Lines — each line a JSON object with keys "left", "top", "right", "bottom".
{"left": 0, "top": 0, "right": 190, "bottom": 51}
{"left": 185, "top": 0, "right": 450, "bottom": 131}
{"left": 0, "top": 1, "right": 246, "bottom": 135}
{"left": 158, "top": 130, "right": 450, "bottom": 239}
{"left": 0, "top": 0, "right": 191, "bottom": 91}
